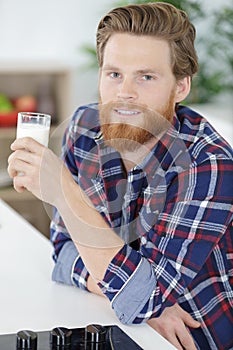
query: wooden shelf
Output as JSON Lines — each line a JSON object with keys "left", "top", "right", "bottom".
{"left": 0, "top": 60, "right": 74, "bottom": 237}
{"left": 0, "top": 59, "right": 77, "bottom": 73}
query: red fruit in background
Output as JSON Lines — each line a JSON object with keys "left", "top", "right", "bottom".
{"left": 15, "top": 95, "right": 37, "bottom": 112}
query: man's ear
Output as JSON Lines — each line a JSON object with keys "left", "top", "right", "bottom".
{"left": 174, "top": 76, "right": 191, "bottom": 103}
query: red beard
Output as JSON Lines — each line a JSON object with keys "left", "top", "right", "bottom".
{"left": 99, "top": 93, "right": 175, "bottom": 153}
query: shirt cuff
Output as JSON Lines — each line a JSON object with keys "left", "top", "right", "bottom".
{"left": 52, "top": 240, "right": 89, "bottom": 290}
{"left": 98, "top": 245, "right": 156, "bottom": 324}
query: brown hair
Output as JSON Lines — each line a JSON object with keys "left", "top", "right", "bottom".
{"left": 96, "top": 2, "right": 198, "bottom": 80}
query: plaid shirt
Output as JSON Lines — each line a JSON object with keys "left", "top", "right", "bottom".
{"left": 51, "top": 103, "right": 233, "bottom": 350}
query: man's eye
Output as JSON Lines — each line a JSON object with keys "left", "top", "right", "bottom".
{"left": 110, "top": 72, "right": 120, "bottom": 78}
{"left": 142, "top": 75, "right": 153, "bottom": 81}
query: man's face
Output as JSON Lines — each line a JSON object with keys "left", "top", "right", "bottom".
{"left": 98, "top": 33, "right": 183, "bottom": 151}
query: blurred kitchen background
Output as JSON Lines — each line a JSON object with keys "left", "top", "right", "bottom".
{"left": 0, "top": 0, "right": 232, "bottom": 237}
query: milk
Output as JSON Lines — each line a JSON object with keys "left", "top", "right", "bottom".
{"left": 17, "top": 124, "right": 50, "bottom": 147}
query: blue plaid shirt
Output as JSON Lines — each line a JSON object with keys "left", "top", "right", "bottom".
{"left": 51, "top": 103, "right": 233, "bottom": 350}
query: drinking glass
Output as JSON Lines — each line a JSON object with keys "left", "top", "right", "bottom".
{"left": 17, "top": 112, "right": 51, "bottom": 147}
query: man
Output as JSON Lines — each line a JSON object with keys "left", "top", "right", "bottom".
{"left": 8, "top": 3, "right": 233, "bottom": 350}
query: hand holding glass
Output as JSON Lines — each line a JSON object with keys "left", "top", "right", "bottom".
{"left": 17, "top": 112, "right": 51, "bottom": 147}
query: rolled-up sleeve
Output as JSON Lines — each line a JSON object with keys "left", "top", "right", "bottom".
{"left": 111, "top": 257, "right": 157, "bottom": 324}
{"left": 52, "top": 240, "right": 89, "bottom": 290}
{"left": 97, "top": 245, "right": 158, "bottom": 324}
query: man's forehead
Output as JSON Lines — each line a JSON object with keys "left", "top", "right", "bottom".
{"left": 105, "top": 32, "right": 170, "bottom": 50}
{"left": 102, "top": 33, "right": 171, "bottom": 71}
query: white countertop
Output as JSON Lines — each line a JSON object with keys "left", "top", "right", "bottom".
{"left": 0, "top": 199, "right": 175, "bottom": 349}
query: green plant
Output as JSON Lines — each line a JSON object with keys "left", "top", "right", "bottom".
{"left": 212, "top": 5, "right": 233, "bottom": 91}
{"left": 80, "top": 0, "right": 233, "bottom": 104}
{"left": 186, "top": 1, "right": 233, "bottom": 103}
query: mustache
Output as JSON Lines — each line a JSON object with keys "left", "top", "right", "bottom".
{"left": 99, "top": 101, "right": 167, "bottom": 125}
{"left": 99, "top": 101, "right": 151, "bottom": 114}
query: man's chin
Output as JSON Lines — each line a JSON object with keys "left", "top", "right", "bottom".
{"left": 101, "top": 123, "right": 154, "bottom": 153}
{"left": 104, "top": 137, "right": 146, "bottom": 153}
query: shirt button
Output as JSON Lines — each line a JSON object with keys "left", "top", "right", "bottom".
{"left": 141, "top": 236, "right": 147, "bottom": 245}
{"left": 119, "top": 314, "right": 125, "bottom": 321}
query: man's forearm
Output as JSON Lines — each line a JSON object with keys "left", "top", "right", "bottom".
{"left": 55, "top": 168, "right": 124, "bottom": 282}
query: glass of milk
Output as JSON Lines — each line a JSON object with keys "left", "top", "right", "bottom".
{"left": 17, "top": 112, "right": 51, "bottom": 147}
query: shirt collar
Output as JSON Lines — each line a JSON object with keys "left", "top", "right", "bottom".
{"left": 132, "top": 112, "right": 181, "bottom": 178}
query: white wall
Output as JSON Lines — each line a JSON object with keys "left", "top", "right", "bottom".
{"left": 0, "top": 0, "right": 111, "bottom": 61}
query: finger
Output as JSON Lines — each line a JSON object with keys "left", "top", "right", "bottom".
{"left": 162, "top": 333, "right": 184, "bottom": 350}
{"left": 8, "top": 159, "right": 20, "bottom": 178}
{"left": 8, "top": 150, "right": 41, "bottom": 181}
{"left": 8, "top": 158, "right": 33, "bottom": 178}
{"left": 11, "top": 137, "right": 44, "bottom": 154}
{"left": 7, "top": 162, "right": 18, "bottom": 178}
{"left": 147, "top": 320, "right": 184, "bottom": 350}
{"left": 177, "top": 328, "right": 198, "bottom": 350}
{"left": 8, "top": 149, "right": 39, "bottom": 167}
{"left": 13, "top": 177, "right": 26, "bottom": 193}
{"left": 180, "top": 310, "right": 201, "bottom": 328}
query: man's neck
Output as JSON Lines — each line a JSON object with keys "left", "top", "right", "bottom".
{"left": 120, "top": 137, "right": 157, "bottom": 173}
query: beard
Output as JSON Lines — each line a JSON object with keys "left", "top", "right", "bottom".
{"left": 99, "top": 90, "right": 176, "bottom": 153}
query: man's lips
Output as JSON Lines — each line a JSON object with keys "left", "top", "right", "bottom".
{"left": 113, "top": 108, "right": 141, "bottom": 116}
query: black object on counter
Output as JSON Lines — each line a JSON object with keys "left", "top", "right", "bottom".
{"left": 0, "top": 324, "right": 143, "bottom": 350}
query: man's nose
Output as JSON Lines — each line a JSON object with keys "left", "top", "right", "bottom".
{"left": 117, "top": 78, "right": 138, "bottom": 100}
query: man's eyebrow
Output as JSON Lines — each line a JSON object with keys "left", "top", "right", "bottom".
{"left": 136, "top": 69, "right": 158, "bottom": 75}
{"left": 102, "top": 64, "right": 119, "bottom": 71}
{"left": 102, "top": 65, "right": 159, "bottom": 74}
